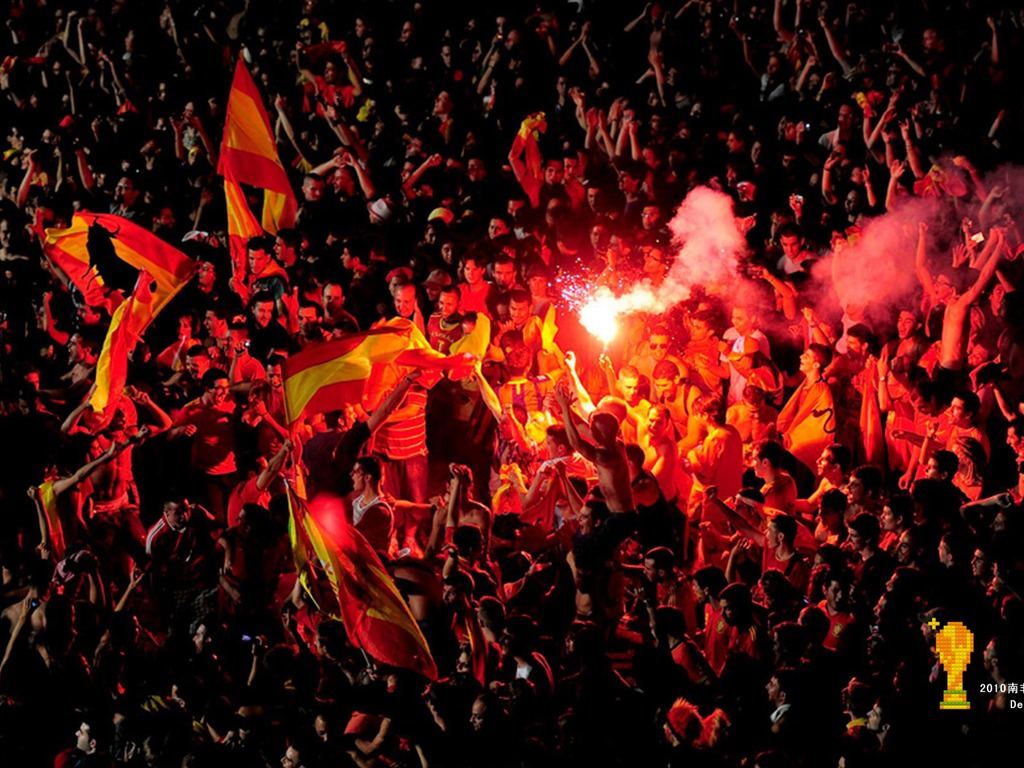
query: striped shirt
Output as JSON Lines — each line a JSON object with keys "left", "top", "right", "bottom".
{"left": 374, "top": 388, "right": 428, "bottom": 459}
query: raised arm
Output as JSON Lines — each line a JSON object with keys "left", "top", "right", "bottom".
{"left": 753, "top": 266, "right": 797, "bottom": 320}
{"left": 821, "top": 149, "right": 841, "bottom": 205}
{"left": 914, "top": 221, "right": 937, "bottom": 306}
{"left": 555, "top": 381, "right": 597, "bottom": 463}
{"left": 893, "top": 39, "right": 926, "bottom": 78}
{"left": 27, "top": 486, "right": 52, "bottom": 558}
{"left": 625, "top": 4, "right": 651, "bottom": 33}
{"left": 256, "top": 439, "right": 292, "bottom": 492}
{"left": 885, "top": 158, "right": 906, "bottom": 212}
{"left": 952, "top": 155, "right": 987, "bottom": 203}
{"left": 773, "top": 0, "right": 796, "bottom": 45}
{"left": 960, "top": 228, "right": 1005, "bottom": 307}
{"left": 343, "top": 153, "right": 375, "bottom": 199}
{"left": 17, "top": 149, "right": 40, "bottom": 208}
{"left": 402, "top": 153, "right": 442, "bottom": 199}
{"left": 558, "top": 33, "right": 583, "bottom": 68}
{"left": 900, "top": 120, "right": 925, "bottom": 179}
{"left": 819, "top": 13, "right": 853, "bottom": 76}
{"left": 564, "top": 351, "right": 597, "bottom": 416}
{"left": 274, "top": 95, "right": 310, "bottom": 168}
{"left": 472, "top": 363, "right": 502, "bottom": 420}
{"left": 126, "top": 387, "right": 173, "bottom": 435}
{"left": 704, "top": 489, "right": 766, "bottom": 547}
{"left": 729, "top": 18, "right": 761, "bottom": 79}
{"left": 865, "top": 99, "right": 897, "bottom": 151}
{"left": 52, "top": 440, "right": 128, "bottom": 497}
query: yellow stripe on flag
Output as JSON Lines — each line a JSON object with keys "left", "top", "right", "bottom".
{"left": 38, "top": 481, "right": 65, "bottom": 561}
{"left": 222, "top": 88, "right": 281, "bottom": 160}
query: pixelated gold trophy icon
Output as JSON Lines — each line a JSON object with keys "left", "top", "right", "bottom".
{"left": 931, "top": 619, "right": 974, "bottom": 709}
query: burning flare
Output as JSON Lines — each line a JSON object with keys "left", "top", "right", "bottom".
{"left": 579, "top": 288, "right": 621, "bottom": 348}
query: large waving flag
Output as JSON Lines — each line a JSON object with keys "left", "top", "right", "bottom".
{"left": 285, "top": 319, "right": 471, "bottom": 425}
{"left": 218, "top": 57, "right": 297, "bottom": 261}
{"left": 44, "top": 214, "right": 195, "bottom": 414}
{"left": 91, "top": 272, "right": 159, "bottom": 414}
{"left": 44, "top": 213, "right": 194, "bottom": 315}
{"left": 283, "top": 324, "right": 422, "bottom": 426}
{"left": 332, "top": 514, "right": 438, "bottom": 679}
{"left": 288, "top": 484, "right": 437, "bottom": 679}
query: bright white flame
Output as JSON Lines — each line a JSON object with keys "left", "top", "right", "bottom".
{"left": 579, "top": 288, "right": 620, "bottom": 347}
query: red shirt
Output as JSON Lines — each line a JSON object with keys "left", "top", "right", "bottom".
{"left": 671, "top": 637, "right": 711, "bottom": 686}
{"left": 227, "top": 476, "right": 270, "bottom": 529}
{"left": 427, "top": 313, "right": 464, "bottom": 353}
{"left": 458, "top": 281, "right": 493, "bottom": 317}
{"left": 818, "top": 600, "right": 856, "bottom": 651}
{"left": 174, "top": 398, "right": 237, "bottom": 475}
{"left": 704, "top": 603, "right": 730, "bottom": 674}
{"left": 726, "top": 623, "right": 762, "bottom": 663}
{"left": 761, "top": 547, "right": 811, "bottom": 594}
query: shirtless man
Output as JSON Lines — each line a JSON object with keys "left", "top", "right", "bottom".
{"left": 631, "top": 324, "right": 689, "bottom": 384}
{"left": 651, "top": 360, "right": 702, "bottom": 453}
{"left": 917, "top": 222, "right": 1005, "bottom": 381}
{"left": 600, "top": 358, "right": 650, "bottom": 416}
{"left": 28, "top": 439, "right": 131, "bottom": 560}
{"left": 555, "top": 376, "right": 634, "bottom": 514}
{"left": 79, "top": 389, "right": 171, "bottom": 579}
{"left": 44, "top": 333, "right": 98, "bottom": 405}
{"left": 643, "top": 405, "right": 679, "bottom": 503}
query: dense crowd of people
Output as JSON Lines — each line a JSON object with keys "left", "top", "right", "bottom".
{"left": 2, "top": 1, "right": 1024, "bottom": 766}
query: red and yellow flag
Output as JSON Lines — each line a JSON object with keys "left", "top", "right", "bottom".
{"left": 223, "top": 169, "right": 265, "bottom": 270}
{"left": 287, "top": 483, "right": 342, "bottom": 618}
{"left": 44, "top": 213, "right": 195, "bottom": 315}
{"left": 43, "top": 214, "right": 195, "bottom": 414}
{"left": 218, "top": 57, "right": 297, "bottom": 240}
{"left": 287, "top": 485, "right": 437, "bottom": 679}
{"left": 859, "top": 366, "right": 887, "bottom": 472}
{"left": 282, "top": 325, "right": 420, "bottom": 426}
{"left": 777, "top": 379, "right": 836, "bottom": 474}
{"left": 91, "top": 272, "right": 154, "bottom": 414}
{"left": 37, "top": 481, "right": 65, "bottom": 561}
{"left": 362, "top": 317, "right": 475, "bottom": 410}
{"left": 326, "top": 504, "right": 438, "bottom": 679}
